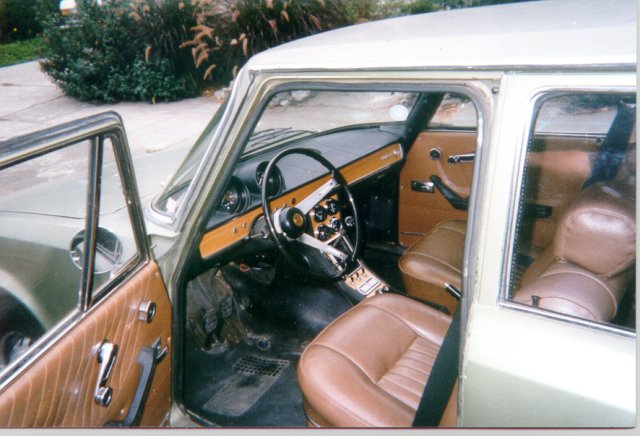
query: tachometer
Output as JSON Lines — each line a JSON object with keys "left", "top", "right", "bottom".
{"left": 256, "top": 161, "right": 283, "bottom": 196}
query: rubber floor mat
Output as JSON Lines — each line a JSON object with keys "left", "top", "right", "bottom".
{"left": 203, "top": 355, "right": 290, "bottom": 418}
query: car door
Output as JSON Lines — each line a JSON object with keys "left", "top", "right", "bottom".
{"left": 460, "top": 73, "right": 636, "bottom": 426}
{"left": 0, "top": 112, "right": 172, "bottom": 427}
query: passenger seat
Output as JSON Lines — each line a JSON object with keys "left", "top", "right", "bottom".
{"left": 398, "top": 220, "right": 465, "bottom": 314}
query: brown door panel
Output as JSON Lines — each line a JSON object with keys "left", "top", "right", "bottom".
{"left": 0, "top": 261, "right": 171, "bottom": 427}
{"left": 523, "top": 135, "right": 599, "bottom": 248}
{"left": 398, "top": 131, "right": 476, "bottom": 247}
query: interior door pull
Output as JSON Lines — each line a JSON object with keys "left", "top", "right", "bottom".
{"left": 107, "top": 337, "right": 167, "bottom": 427}
{"left": 429, "top": 175, "right": 469, "bottom": 210}
{"left": 447, "top": 153, "right": 475, "bottom": 165}
{"left": 94, "top": 341, "right": 118, "bottom": 407}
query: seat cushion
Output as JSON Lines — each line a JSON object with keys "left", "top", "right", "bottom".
{"left": 297, "top": 293, "right": 452, "bottom": 427}
{"left": 398, "top": 220, "right": 466, "bottom": 313}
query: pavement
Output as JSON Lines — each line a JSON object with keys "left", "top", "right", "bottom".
{"left": 0, "top": 61, "right": 221, "bottom": 158}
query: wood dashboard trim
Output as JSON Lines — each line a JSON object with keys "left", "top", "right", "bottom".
{"left": 199, "top": 143, "right": 403, "bottom": 258}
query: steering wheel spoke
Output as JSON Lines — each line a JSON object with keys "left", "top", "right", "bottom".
{"left": 298, "top": 233, "right": 348, "bottom": 261}
{"left": 297, "top": 178, "right": 339, "bottom": 215}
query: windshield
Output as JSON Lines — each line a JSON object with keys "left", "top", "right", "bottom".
{"left": 153, "top": 90, "right": 416, "bottom": 218}
{"left": 244, "top": 90, "right": 415, "bottom": 157}
{"left": 153, "top": 100, "right": 228, "bottom": 216}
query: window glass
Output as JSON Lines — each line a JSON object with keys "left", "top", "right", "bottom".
{"left": 429, "top": 93, "right": 477, "bottom": 130}
{"left": 507, "top": 92, "right": 636, "bottom": 331}
{"left": 90, "top": 137, "right": 139, "bottom": 295}
{"left": 0, "top": 133, "right": 143, "bottom": 373}
{"left": 245, "top": 90, "right": 417, "bottom": 156}
{"left": 0, "top": 141, "right": 89, "bottom": 370}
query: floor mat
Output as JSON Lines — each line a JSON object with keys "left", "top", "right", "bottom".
{"left": 203, "top": 355, "right": 290, "bottom": 418}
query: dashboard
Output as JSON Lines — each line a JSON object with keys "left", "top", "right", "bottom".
{"left": 199, "top": 126, "right": 405, "bottom": 259}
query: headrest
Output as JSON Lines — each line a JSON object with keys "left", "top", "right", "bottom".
{"left": 554, "top": 182, "right": 636, "bottom": 277}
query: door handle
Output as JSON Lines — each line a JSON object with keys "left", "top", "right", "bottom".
{"left": 447, "top": 153, "right": 475, "bottom": 165}
{"left": 94, "top": 341, "right": 118, "bottom": 407}
{"left": 411, "top": 180, "right": 435, "bottom": 193}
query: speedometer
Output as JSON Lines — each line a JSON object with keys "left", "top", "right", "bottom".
{"left": 218, "top": 178, "right": 247, "bottom": 213}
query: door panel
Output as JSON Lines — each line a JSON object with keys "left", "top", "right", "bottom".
{"left": 522, "top": 135, "right": 600, "bottom": 249}
{"left": 398, "top": 131, "right": 475, "bottom": 246}
{"left": 398, "top": 132, "right": 599, "bottom": 249}
{"left": 0, "top": 261, "right": 171, "bottom": 427}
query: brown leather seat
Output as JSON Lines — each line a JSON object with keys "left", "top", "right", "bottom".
{"left": 297, "top": 293, "right": 456, "bottom": 427}
{"left": 513, "top": 181, "right": 635, "bottom": 321}
{"left": 398, "top": 220, "right": 465, "bottom": 314}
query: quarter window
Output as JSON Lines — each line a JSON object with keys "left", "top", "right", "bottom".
{"left": 507, "top": 92, "right": 636, "bottom": 331}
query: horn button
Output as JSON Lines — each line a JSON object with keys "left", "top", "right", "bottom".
{"left": 279, "top": 207, "right": 307, "bottom": 239}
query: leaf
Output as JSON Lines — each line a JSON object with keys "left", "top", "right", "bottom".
{"left": 281, "top": 10, "right": 289, "bottom": 22}
{"left": 232, "top": 65, "right": 238, "bottom": 78}
{"left": 242, "top": 38, "right": 248, "bottom": 56}
{"left": 266, "top": 0, "right": 274, "bottom": 9}
{"left": 145, "top": 46, "right": 152, "bottom": 63}
{"left": 232, "top": 9, "right": 240, "bottom": 22}
{"left": 195, "top": 49, "right": 209, "bottom": 68}
{"left": 192, "top": 25, "right": 214, "bottom": 42}
{"left": 316, "top": 0, "right": 325, "bottom": 7}
{"left": 230, "top": 38, "right": 238, "bottom": 45}
{"left": 203, "top": 64, "right": 217, "bottom": 80}
{"left": 179, "top": 40, "right": 199, "bottom": 49}
{"left": 309, "top": 14, "right": 321, "bottom": 30}
{"left": 268, "top": 19, "right": 278, "bottom": 33}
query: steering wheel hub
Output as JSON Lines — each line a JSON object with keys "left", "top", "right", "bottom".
{"left": 279, "top": 207, "right": 307, "bottom": 239}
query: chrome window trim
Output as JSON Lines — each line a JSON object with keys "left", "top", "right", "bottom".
{"left": 498, "top": 85, "right": 637, "bottom": 337}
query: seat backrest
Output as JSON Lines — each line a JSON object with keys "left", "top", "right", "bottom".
{"left": 513, "top": 180, "right": 635, "bottom": 322}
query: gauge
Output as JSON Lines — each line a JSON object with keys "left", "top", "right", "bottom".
{"left": 313, "top": 205, "right": 327, "bottom": 222}
{"left": 316, "top": 224, "right": 332, "bottom": 241}
{"left": 256, "top": 162, "right": 283, "bottom": 196}
{"left": 326, "top": 198, "right": 340, "bottom": 214}
{"left": 218, "top": 177, "right": 247, "bottom": 213}
{"left": 329, "top": 217, "right": 342, "bottom": 232}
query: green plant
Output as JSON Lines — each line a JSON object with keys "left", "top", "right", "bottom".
{"left": 186, "top": 0, "right": 360, "bottom": 84}
{"left": 38, "top": 0, "right": 200, "bottom": 103}
{"left": 0, "top": 36, "right": 43, "bottom": 66}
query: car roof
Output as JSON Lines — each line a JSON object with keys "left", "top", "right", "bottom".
{"left": 247, "top": 0, "right": 636, "bottom": 72}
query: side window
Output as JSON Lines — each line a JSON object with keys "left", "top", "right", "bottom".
{"left": 0, "top": 132, "right": 142, "bottom": 373}
{"left": 507, "top": 92, "right": 636, "bottom": 331}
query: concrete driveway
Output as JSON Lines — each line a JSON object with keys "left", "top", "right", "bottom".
{"left": 0, "top": 61, "right": 221, "bottom": 158}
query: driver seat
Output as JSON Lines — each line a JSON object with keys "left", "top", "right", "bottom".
{"left": 297, "top": 293, "right": 456, "bottom": 427}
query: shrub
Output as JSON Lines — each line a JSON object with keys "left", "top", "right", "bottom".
{"left": 185, "top": 0, "right": 361, "bottom": 84}
{"left": 39, "top": 0, "right": 201, "bottom": 103}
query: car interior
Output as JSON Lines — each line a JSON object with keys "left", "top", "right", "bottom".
{"left": 174, "top": 89, "right": 636, "bottom": 427}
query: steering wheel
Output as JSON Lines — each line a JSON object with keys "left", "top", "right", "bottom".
{"left": 261, "top": 148, "right": 361, "bottom": 281}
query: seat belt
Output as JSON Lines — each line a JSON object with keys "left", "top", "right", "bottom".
{"left": 412, "top": 306, "right": 461, "bottom": 427}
